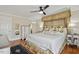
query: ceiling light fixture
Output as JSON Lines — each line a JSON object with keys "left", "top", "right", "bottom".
{"left": 38, "top": 11, "right": 43, "bottom": 14}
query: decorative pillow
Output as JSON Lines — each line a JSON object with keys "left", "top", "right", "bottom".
{"left": 49, "top": 28, "right": 54, "bottom": 32}
{"left": 49, "top": 26, "right": 58, "bottom": 32}
{"left": 44, "top": 27, "right": 49, "bottom": 31}
{"left": 58, "top": 28, "right": 63, "bottom": 32}
{"left": 53, "top": 27, "right": 56, "bottom": 31}
{"left": 55, "top": 27, "right": 59, "bottom": 31}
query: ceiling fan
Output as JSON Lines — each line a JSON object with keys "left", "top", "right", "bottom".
{"left": 30, "top": 5, "right": 49, "bottom": 15}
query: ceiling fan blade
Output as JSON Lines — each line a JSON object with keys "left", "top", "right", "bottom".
{"left": 40, "top": 6, "right": 43, "bottom": 11}
{"left": 44, "top": 5, "right": 49, "bottom": 10}
{"left": 30, "top": 10, "right": 40, "bottom": 13}
{"left": 43, "top": 11, "right": 46, "bottom": 15}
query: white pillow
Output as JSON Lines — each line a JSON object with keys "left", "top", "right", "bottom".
{"left": 49, "top": 28, "right": 54, "bottom": 32}
{"left": 44, "top": 27, "right": 49, "bottom": 31}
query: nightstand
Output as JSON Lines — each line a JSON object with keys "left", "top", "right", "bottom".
{"left": 67, "top": 34, "right": 78, "bottom": 48}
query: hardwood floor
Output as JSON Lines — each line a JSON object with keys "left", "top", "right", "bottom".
{"left": 62, "top": 45, "right": 79, "bottom": 54}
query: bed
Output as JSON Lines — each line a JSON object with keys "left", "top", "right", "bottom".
{"left": 27, "top": 28, "right": 67, "bottom": 54}
{"left": 25, "top": 10, "right": 70, "bottom": 54}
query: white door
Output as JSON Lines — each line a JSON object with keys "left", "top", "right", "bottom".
{"left": 20, "top": 25, "right": 30, "bottom": 40}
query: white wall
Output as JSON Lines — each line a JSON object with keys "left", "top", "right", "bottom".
{"left": 11, "top": 16, "right": 31, "bottom": 40}
{"left": 0, "top": 14, "right": 30, "bottom": 41}
{"left": 0, "top": 15, "right": 12, "bottom": 38}
{"left": 71, "top": 10, "right": 79, "bottom": 34}
{"left": 31, "top": 20, "right": 43, "bottom": 33}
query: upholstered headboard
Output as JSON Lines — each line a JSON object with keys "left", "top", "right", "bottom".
{"left": 42, "top": 10, "right": 71, "bottom": 31}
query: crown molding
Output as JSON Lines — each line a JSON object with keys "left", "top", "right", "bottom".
{"left": 0, "top": 11, "right": 29, "bottom": 20}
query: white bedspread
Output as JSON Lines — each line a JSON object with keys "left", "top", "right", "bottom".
{"left": 27, "top": 31, "right": 66, "bottom": 54}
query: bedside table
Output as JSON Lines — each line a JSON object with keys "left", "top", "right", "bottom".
{"left": 67, "top": 34, "right": 78, "bottom": 48}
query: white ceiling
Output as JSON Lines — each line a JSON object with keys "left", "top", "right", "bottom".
{"left": 0, "top": 5, "right": 79, "bottom": 20}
